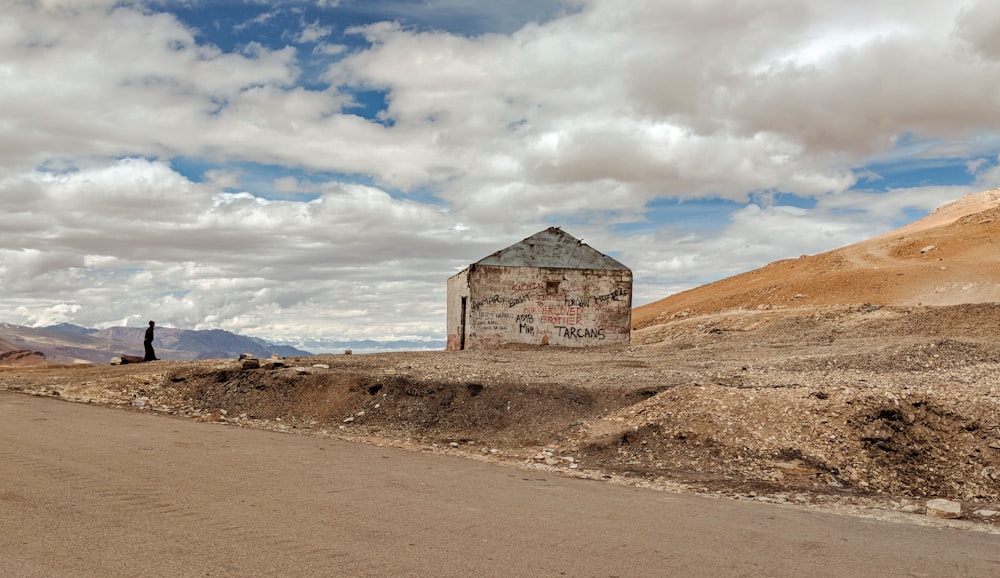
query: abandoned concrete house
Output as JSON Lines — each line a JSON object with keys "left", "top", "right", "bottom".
{"left": 446, "top": 227, "right": 633, "bottom": 350}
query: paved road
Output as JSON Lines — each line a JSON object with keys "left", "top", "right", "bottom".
{"left": 1, "top": 392, "right": 998, "bottom": 577}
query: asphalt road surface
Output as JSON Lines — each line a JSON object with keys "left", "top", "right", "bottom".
{"left": 2, "top": 392, "right": 998, "bottom": 577}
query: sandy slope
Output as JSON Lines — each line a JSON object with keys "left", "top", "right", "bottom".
{"left": 633, "top": 188, "right": 1000, "bottom": 328}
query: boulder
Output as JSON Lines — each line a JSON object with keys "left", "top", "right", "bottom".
{"left": 925, "top": 499, "right": 962, "bottom": 519}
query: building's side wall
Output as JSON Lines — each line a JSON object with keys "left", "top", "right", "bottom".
{"left": 445, "top": 269, "right": 470, "bottom": 351}
{"left": 465, "top": 265, "right": 631, "bottom": 349}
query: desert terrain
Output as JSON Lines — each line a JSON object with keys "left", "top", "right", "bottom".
{"left": 2, "top": 189, "right": 1000, "bottom": 529}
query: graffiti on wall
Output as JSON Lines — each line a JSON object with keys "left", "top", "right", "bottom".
{"left": 467, "top": 269, "right": 631, "bottom": 346}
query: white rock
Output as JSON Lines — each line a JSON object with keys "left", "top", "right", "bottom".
{"left": 973, "top": 509, "right": 999, "bottom": 517}
{"left": 343, "top": 416, "right": 355, "bottom": 423}
{"left": 450, "top": 442, "right": 459, "bottom": 448}
{"left": 925, "top": 499, "right": 962, "bottom": 519}
{"left": 312, "top": 364, "right": 330, "bottom": 369}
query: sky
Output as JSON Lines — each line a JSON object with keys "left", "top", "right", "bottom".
{"left": 3, "top": 0, "right": 1000, "bottom": 352}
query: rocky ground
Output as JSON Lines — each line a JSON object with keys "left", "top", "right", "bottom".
{"left": 3, "top": 302, "right": 999, "bottom": 532}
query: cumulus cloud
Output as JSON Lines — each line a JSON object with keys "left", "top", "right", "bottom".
{"left": 1, "top": 0, "right": 999, "bottom": 345}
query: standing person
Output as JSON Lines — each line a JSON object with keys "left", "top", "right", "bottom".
{"left": 143, "top": 320, "right": 159, "bottom": 361}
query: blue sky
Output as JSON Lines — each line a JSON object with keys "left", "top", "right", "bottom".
{"left": 2, "top": 0, "right": 1000, "bottom": 351}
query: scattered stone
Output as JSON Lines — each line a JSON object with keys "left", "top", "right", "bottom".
{"left": 109, "top": 357, "right": 123, "bottom": 365}
{"left": 294, "top": 367, "right": 310, "bottom": 374}
{"left": 920, "top": 245, "right": 935, "bottom": 254}
{"left": 312, "top": 364, "right": 330, "bottom": 369}
{"left": 973, "top": 509, "right": 999, "bottom": 517}
{"left": 771, "top": 460, "right": 820, "bottom": 475}
{"left": 925, "top": 499, "right": 962, "bottom": 519}
{"left": 195, "top": 412, "right": 224, "bottom": 423}
{"left": 343, "top": 416, "right": 355, "bottom": 423}
{"left": 450, "top": 442, "right": 459, "bottom": 448}
{"left": 988, "top": 441, "right": 1000, "bottom": 450}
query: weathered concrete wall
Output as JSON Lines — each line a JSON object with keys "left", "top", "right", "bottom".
{"left": 456, "top": 264, "right": 631, "bottom": 349}
{"left": 446, "top": 269, "right": 470, "bottom": 351}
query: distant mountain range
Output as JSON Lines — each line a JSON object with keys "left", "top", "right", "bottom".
{"left": 0, "top": 322, "right": 312, "bottom": 365}
{"left": 268, "top": 336, "right": 446, "bottom": 355}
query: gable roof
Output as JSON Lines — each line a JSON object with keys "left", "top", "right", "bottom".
{"left": 474, "top": 227, "right": 629, "bottom": 270}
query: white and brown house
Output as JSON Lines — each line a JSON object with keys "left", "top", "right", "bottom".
{"left": 446, "top": 228, "right": 632, "bottom": 350}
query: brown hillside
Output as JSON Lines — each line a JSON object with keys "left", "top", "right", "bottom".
{"left": 633, "top": 188, "right": 1000, "bottom": 329}
{"left": 0, "top": 349, "right": 47, "bottom": 367}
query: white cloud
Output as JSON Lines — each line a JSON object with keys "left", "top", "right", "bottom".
{"left": 295, "top": 20, "right": 333, "bottom": 43}
{"left": 971, "top": 155, "right": 1000, "bottom": 188}
{"left": 954, "top": 0, "right": 1000, "bottom": 60}
{"left": 14, "top": 302, "right": 81, "bottom": 327}
{"left": 1, "top": 1, "right": 999, "bottom": 343}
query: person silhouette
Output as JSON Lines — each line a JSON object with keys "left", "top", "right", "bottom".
{"left": 143, "top": 320, "right": 159, "bottom": 361}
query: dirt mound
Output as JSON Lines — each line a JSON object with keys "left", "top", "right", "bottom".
{"left": 165, "top": 366, "right": 611, "bottom": 447}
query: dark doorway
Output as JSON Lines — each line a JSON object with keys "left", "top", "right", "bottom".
{"left": 459, "top": 296, "right": 468, "bottom": 349}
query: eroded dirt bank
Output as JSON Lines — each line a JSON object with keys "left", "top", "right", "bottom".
{"left": 3, "top": 304, "right": 999, "bottom": 528}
